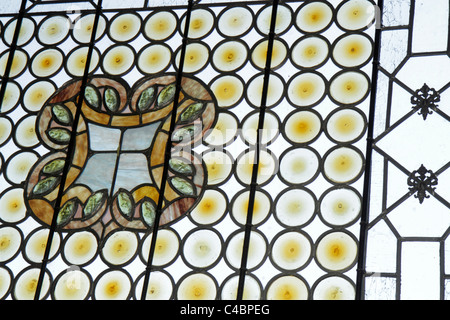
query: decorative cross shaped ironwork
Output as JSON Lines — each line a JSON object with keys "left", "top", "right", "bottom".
{"left": 407, "top": 164, "right": 438, "bottom": 204}
{"left": 411, "top": 83, "right": 440, "bottom": 120}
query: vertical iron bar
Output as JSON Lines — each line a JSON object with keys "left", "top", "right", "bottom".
{"left": 34, "top": 0, "right": 103, "bottom": 300}
{"left": 355, "top": 0, "right": 384, "bottom": 300}
{"left": 140, "top": 0, "right": 193, "bottom": 300}
{"left": 236, "top": 0, "right": 279, "bottom": 300}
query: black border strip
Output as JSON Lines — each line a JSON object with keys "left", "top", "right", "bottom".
{"left": 139, "top": 0, "right": 194, "bottom": 301}
{"left": 355, "top": 0, "right": 385, "bottom": 300}
{"left": 33, "top": 0, "right": 104, "bottom": 300}
{"left": 236, "top": 0, "right": 279, "bottom": 300}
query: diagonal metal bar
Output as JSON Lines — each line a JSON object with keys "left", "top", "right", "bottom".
{"left": 34, "top": 0, "right": 104, "bottom": 300}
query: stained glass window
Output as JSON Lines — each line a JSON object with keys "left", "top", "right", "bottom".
{"left": 0, "top": 0, "right": 447, "bottom": 301}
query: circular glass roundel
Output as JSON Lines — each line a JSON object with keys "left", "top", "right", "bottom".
{"left": 102, "top": 45, "right": 135, "bottom": 76}
{"left": 284, "top": 109, "right": 322, "bottom": 144}
{"left": 332, "top": 33, "right": 373, "bottom": 68}
{"left": 275, "top": 187, "right": 316, "bottom": 227}
{"left": 5, "top": 151, "right": 38, "bottom": 185}
{"left": 94, "top": 269, "right": 131, "bottom": 300}
{"left": 53, "top": 269, "right": 91, "bottom": 300}
{"left": 246, "top": 73, "right": 284, "bottom": 108}
{"left": 320, "top": 187, "right": 361, "bottom": 226}
{"left": 23, "top": 80, "right": 56, "bottom": 113}
{"left": 181, "top": 8, "right": 214, "bottom": 39}
{"left": 236, "top": 149, "right": 277, "bottom": 186}
{"left": 217, "top": 6, "right": 253, "bottom": 37}
{"left": 0, "top": 188, "right": 27, "bottom": 223}
{"left": 63, "top": 231, "right": 98, "bottom": 266}
{"left": 109, "top": 13, "right": 141, "bottom": 42}
{"left": 72, "top": 14, "right": 106, "bottom": 44}
{"left": 202, "top": 150, "right": 233, "bottom": 186}
{"left": 101, "top": 230, "right": 138, "bottom": 266}
{"left": 0, "top": 81, "right": 20, "bottom": 113}
{"left": 38, "top": 15, "right": 70, "bottom": 45}
{"left": 231, "top": 189, "right": 271, "bottom": 226}
{"left": 0, "top": 117, "right": 12, "bottom": 146}
{"left": 137, "top": 44, "right": 172, "bottom": 75}
{"left": 175, "top": 42, "right": 209, "bottom": 73}
{"left": 190, "top": 189, "right": 227, "bottom": 225}
{"left": 141, "top": 228, "right": 180, "bottom": 267}
{"left": 136, "top": 270, "right": 173, "bottom": 300}
{"left": 226, "top": 230, "right": 267, "bottom": 270}
{"left": 313, "top": 275, "right": 356, "bottom": 300}
{"left": 212, "top": 40, "right": 248, "bottom": 72}
{"left": 66, "top": 46, "right": 100, "bottom": 77}
{"left": 221, "top": 275, "right": 261, "bottom": 300}
{"left": 315, "top": 231, "right": 358, "bottom": 271}
{"left": 241, "top": 111, "right": 279, "bottom": 145}
{"left": 177, "top": 272, "right": 217, "bottom": 300}
{"left": 323, "top": 146, "right": 364, "bottom": 184}
{"left": 210, "top": 75, "right": 244, "bottom": 108}
{"left": 0, "top": 226, "right": 22, "bottom": 262}
{"left": 326, "top": 107, "right": 366, "bottom": 143}
{"left": 256, "top": 4, "right": 292, "bottom": 35}
{"left": 291, "top": 35, "right": 330, "bottom": 69}
{"left": 287, "top": 72, "right": 326, "bottom": 107}
{"left": 336, "top": 0, "right": 376, "bottom": 31}
{"left": 4, "top": 18, "right": 34, "bottom": 46}
{"left": 15, "top": 115, "right": 40, "bottom": 148}
{"left": 279, "top": 147, "right": 320, "bottom": 185}
{"left": 251, "top": 39, "right": 288, "bottom": 70}
{"left": 0, "top": 267, "right": 12, "bottom": 299}
{"left": 265, "top": 275, "right": 308, "bottom": 300}
{"left": 0, "top": 50, "right": 27, "bottom": 78}
{"left": 13, "top": 268, "right": 50, "bottom": 300}
{"left": 295, "top": 1, "right": 333, "bottom": 33}
{"left": 24, "top": 228, "right": 60, "bottom": 264}
{"left": 31, "top": 48, "right": 63, "bottom": 78}
{"left": 329, "top": 71, "right": 369, "bottom": 105}
{"left": 182, "top": 229, "right": 222, "bottom": 269}
{"left": 271, "top": 231, "right": 312, "bottom": 271}
{"left": 144, "top": 11, "right": 177, "bottom": 41}
{"left": 203, "top": 112, "right": 238, "bottom": 146}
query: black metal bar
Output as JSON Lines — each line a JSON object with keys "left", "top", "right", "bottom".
{"left": 34, "top": 0, "right": 103, "bottom": 300}
{"left": 355, "top": 0, "right": 384, "bottom": 300}
{"left": 140, "top": 0, "right": 194, "bottom": 301}
{"left": 0, "top": 0, "right": 27, "bottom": 113}
{"left": 236, "top": 0, "right": 279, "bottom": 301}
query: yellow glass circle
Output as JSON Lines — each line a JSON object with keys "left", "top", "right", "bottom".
{"left": 279, "top": 148, "right": 319, "bottom": 184}
{"left": 256, "top": 4, "right": 292, "bottom": 35}
{"left": 54, "top": 270, "right": 91, "bottom": 300}
{"left": 138, "top": 44, "right": 171, "bottom": 74}
{"left": 66, "top": 47, "right": 99, "bottom": 77}
{"left": 190, "top": 189, "right": 227, "bottom": 225}
{"left": 285, "top": 110, "right": 321, "bottom": 144}
{"left": 1, "top": 82, "right": 20, "bottom": 113}
{"left": 141, "top": 229, "right": 179, "bottom": 266}
{"left": 231, "top": 190, "right": 271, "bottom": 226}
{"left": 236, "top": 150, "right": 276, "bottom": 185}
{"left": 102, "top": 231, "right": 138, "bottom": 265}
{"left": 296, "top": 2, "right": 333, "bottom": 33}
{"left": 94, "top": 270, "right": 131, "bottom": 300}
{"left": 0, "top": 50, "right": 27, "bottom": 78}
{"left": 182, "top": 9, "right": 214, "bottom": 39}
{"left": 25, "top": 228, "right": 60, "bottom": 263}
{"left": 14, "top": 268, "right": 50, "bottom": 300}
{"left": 0, "top": 226, "right": 21, "bottom": 262}
{"left": 218, "top": 6, "right": 253, "bottom": 37}
{"left": 316, "top": 232, "right": 358, "bottom": 271}
{"left": 144, "top": 11, "right": 177, "bottom": 41}
{"left": 176, "top": 42, "right": 209, "bottom": 73}
{"left": 292, "top": 36, "right": 329, "bottom": 68}
{"left": 203, "top": 150, "right": 233, "bottom": 185}
{"left": 313, "top": 276, "right": 356, "bottom": 300}
{"left": 320, "top": 188, "right": 361, "bottom": 226}
{"left": 288, "top": 72, "right": 325, "bottom": 107}
{"left": 220, "top": 275, "right": 261, "bottom": 300}
{"left": 210, "top": 75, "right": 243, "bottom": 108}
{"left": 73, "top": 14, "right": 106, "bottom": 43}
{"left": 102, "top": 45, "right": 134, "bottom": 75}
{"left": 23, "top": 81, "right": 55, "bottom": 112}
{"left": 333, "top": 34, "right": 372, "bottom": 67}
{"left": 226, "top": 231, "right": 266, "bottom": 269}
{"left": 275, "top": 188, "right": 315, "bottom": 226}
{"left": 0, "top": 188, "right": 27, "bottom": 223}
{"left": 330, "top": 71, "right": 369, "bottom": 104}
{"left": 177, "top": 273, "right": 216, "bottom": 300}
{"left": 64, "top": 231, "right": 98, "bottom": 265}
{"left": 251, "top": 39, "right": 287, "bottom": 69}
{"left": 272, "top": 232, "right": 311, "bottom": 270}
{"left": 0, "top": 118, "right": 12, "bottom": 145}
{"left": 212, "top": 40, "right": 247, "bottom": 72}
{"left": 38, "top": 16, "right": 70, "bottom": 45}
{"left": 109, "top": 13, "right": 141, "bottom": 42}
{"left": 327, "top": 108, "right": 365, "bottom": 142}
{"left": 5, "top": 152, "right": 38, "bottom": 185}
{"left": 203, "top": 112, "right": 238, "bottom": 146}
{"left": 242, "top": 112, "right": 279, "bottom": 145}
{"left": 323, "top": 147, "right": 363, "bottom": 183}
{"left": 31, "top": 49, "right": 63, "bottom": 78}
{"left": 247, "top": 74, "right": 284, "bottom": 107}
{"left": 337, "top": 0, "right": 376, "bottom": 30}
{"left": 15, "top": 115, "right": 39, "bottom": 148}
{"left": 266, "top": 276, "right": 308, "bottom": 300}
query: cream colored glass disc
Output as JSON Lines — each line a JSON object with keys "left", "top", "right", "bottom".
{"left": 0, "top": 50, "right": 27, "bottom": 78}
{"left": 23, "top": 81, "right": 56, "bottom": 112}
{"left": 175, "top": 42, "right": 209, "bottom": 73}
{"left": 210, "top": 75, "right": 244, "bottom": 108}
{"left": 181, "top": 9, "right": 214, "bottom": 39}
{"left": 0, "top": 118, "right": 12, "bottom": 145}
{"left": 236, "top": 150, "right": 276, "bottom": 185}
{"left": 4, "top": 18, "right": 34, "bottom": 46}
{"left": 251, "top": 39, "right": 287, "bottom": 70}
{"left": 1, "top": 82, "right": 20, "bottom": 113}
{"left": 0, "top": 267, "right": 11, "bottom": 299}
{"left": 333, "top": 33, "right": 372, "bottom": 67}
{"left": 182, "top": 229, "right": 221, "bottom": 268}
{"left": 221, "top": 275, "right": 261, "bottom": 300}
{"left": 73, "top": 14, "right": 106, "bottom": 43}
{"left": 25, "top": 228, "right": 60, "bottom": 263}
{"left": 320, "top": 188, "right": 361, "bottom": 226}
{"left": 247, "top": 74, "right": 284, "bottom": 107}
{"left": 64, "top": 231, "right": 98, "bottom": 265}
{"left": 94, "top": 270, "right": 131, "bottom": 300}
{"left": 144, "top": 11, "right": 177, "bottom": 41}
{"left": 284, "top": 110, "right": 321, "bottom": 144}
{"left": 102, "top": 45, "right": 134, "bottom": 75}
{"left": 0, "top": 226, "right": 21, "bottom": 262}
{"left": 66, "top": 46, "right": 99, "bottom": 77}
{"left": 323, "top": 147, "right": 363, "bottom": 183}
{"left": 266, "top": 276, "right": 308, "bottom": 300}
{"left": 137, "top": 271, "right": 173, "bottom": 300}
{"left": 15, "top": 115, "right": 39, "bottom": 148}
{"left": 256, "top": 4, "right": 292, "bottom": 35}
{"left": 296, "top": 2, "right": 333, "bottom": 33}
{"left": 271, "top": 231, "right": 311, "bottom": 270}
{"left": 212, "top": 40, "right": 247, "bottom": 72}
{"left": 275, "top": 188, "right": 315, "bottom": 226}
{"left": 218, "top": 6, "right": 253, "bottom": 37}
{"left": 326, "top": 108, "right": 365, "bottom": 142}
{"left": 102, "top": 230, "right": 138, "bottom": 266}
{"left": 279, "top": 148, "right": 319, "bottom": 184}
{"left": 203, "top": 150, "right": 233, "bottom": 185}
{"left": 109, "top": 13, "right": 141, "bottom": 42}
{"left": 231, "top": 190, "right": 271, "bottom": 226}
{"left": 5, "top": 152, "right": 38, "bottom": 185}
{"left": 54, "top": 270, "right": 91, "bottom": 300}
{"left": 241, "top": 111, "right": 279, "bottom": 145}
{"left": 0, "top": 188, "right": 27, "bottom": 223}
{"left": 287, "top": 72, "right": 325, "bottom": 107}
{"left": 316, "top": 232, "right": 358, "bottom": 271}
{"left": 337, "top": 0, "right": 376, "bottom": 31}
{"left": 291, "top": 36, "right": 329, "bottom": 68}
{"left": 329, "top": 71, "right": 369, "bottom": 104}
{"left": 14, "top": 268, "right": 50, "bottom": 300}
{"left": 313, "top": 276, "right": 356, "bottom": 300}
{"left": 38, "top": 16, "right": 70, "bottom": 45}
{"left": 203, "top": 112, "right": 238, "bottom": 146}
{"left": 177, "top": 273, "right": 217, "bottom": 300}
{"left": 141, "top": 229, "right": 179, "bottom": 266}
{"left": 226, "top": 231, "right": 266, "bottom": 269}
{"left": 137, "top": 44, "right": 171, "bottom": 74}
{"left": 31, "top": 49, "right": 63, "bottom": 78}
{"left": 190, "top": 189, "right": 227, "bottom": 225}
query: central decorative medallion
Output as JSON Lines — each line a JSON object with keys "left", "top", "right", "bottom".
{"left": 25, "top": 74, "right": 216, "bottom": 238}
